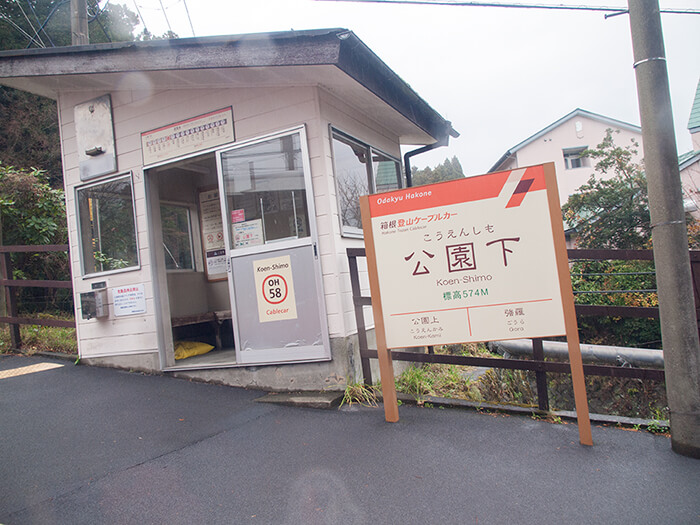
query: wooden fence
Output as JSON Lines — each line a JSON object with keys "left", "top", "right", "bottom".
{"left": 348, "top": 248, "right": 700, "bottom": 412}
{"left": 0, "top": 245, "right": 74, "bottom": 349}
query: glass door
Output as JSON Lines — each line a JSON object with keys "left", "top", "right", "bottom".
{"left": 216, "top": 128, "right": 330, "bottom": 365}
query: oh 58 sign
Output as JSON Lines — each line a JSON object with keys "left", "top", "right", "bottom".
{"left": 253, "top": 255, "right": 298, "bottom": 323}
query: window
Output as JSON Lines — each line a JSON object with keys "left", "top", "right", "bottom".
{"left": 331, "top": 129, "right": 402, "bottom": 235}
{"left": 76, "top": 174, "right": 139, "bottom": 275}
{"left": 160, "top": 203, "right": 194, "bottom": 270}
{"left": 563, "top": 147, "right": 589, "bottom": 170}
{"left": 220, "top": 132, "right": 310, "bottom": 249}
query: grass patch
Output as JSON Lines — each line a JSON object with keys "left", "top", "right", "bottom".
{"left": 0, "top": 312, "right": 77, "bottom": 355}
{"left": 340, "top": 380, "right": 379, "bottom": 408}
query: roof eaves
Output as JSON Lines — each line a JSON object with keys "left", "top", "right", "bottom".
{"left": 336, "top": 31, "right": 457, "bottom": 144}
{"left": 489, "top": 108, "right": 641, "bottom": 171}
{"left": 679, "top": 150, "right": 700, "bottom": 171}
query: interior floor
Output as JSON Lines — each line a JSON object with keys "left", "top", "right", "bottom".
{"left": 167, "top": 347, "right": 237, "bottom": 370}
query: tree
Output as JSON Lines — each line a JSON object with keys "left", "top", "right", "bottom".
{"left": 563, "top": 129, "right": 650, "bottom": 250}
{"left": 411, "top": 156, "right": 465, "bottom": 187}
{"left": 562, "top": 129, "right": 700, "bottom": 348}
{"left": 0, "top": 1, "right": 150, "bottom": 188}
{"left": 0, "top": 163, "right": 70, "bottom": 311}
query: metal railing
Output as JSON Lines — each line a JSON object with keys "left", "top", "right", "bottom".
{"left": 347, "top": 248, "right": 700, "bottom": 412}
{"left": 0, "top": 245, "right": 74, "bottom": 350}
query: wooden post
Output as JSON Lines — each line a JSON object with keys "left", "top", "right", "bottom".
{"left": 360, "top": 196, "right": 399, "bottom": 422}
{"left": 1, "top": 253, "right": 21, "bottom": 349}
{"left": 544, "top": 163, "right": 593, "bottom": 446}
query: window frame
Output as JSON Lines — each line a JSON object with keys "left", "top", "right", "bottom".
{"left": 330, "top": 128, "right": 403, "bottom": 238}
{"left": 75, "top": 172, "right": 141, "bottom": 278}
{"left": 563, "top": 147, "right": 589, "bottom": 170}
{"left": 160, "top": 201, "right": 196, "bottom": 272}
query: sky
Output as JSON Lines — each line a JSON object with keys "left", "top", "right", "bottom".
{"left": 112, "top": 0, "right": 700, "bottom": 175}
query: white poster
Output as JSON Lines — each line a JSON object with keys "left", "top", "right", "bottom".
{"left": 199, "top": 189, "right": 227, "bottom": 281}
{"left": 252, "top": 254, "right": 298, "bottom": 323}
{"left": 113, "top": 284, "right": 147, "bottom": 317}
{"left": 234, "top": 219, "right": 264, "bottom": 248}
{"left": 366, "top": 165, "right": 566, "bottom": 348}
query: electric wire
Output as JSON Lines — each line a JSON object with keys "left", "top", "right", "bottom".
{"left": 157, "top": 0, "right": 172, "bottom": 34}
{"left": 182, "top": 0, "right": 194, "bottom": 37}
{"left": 13, "top": 0, "right": 45, "bottom": 47}
{"left": 24, "top": 0, "right": 54, "bottom": 46}
{"left": 314, "top": 0, "right": 700, "bottom": 15}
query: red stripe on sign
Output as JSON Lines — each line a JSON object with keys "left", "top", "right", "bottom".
{"left": 505, "top": 165, "right": 547, "bottom": 208}
{"left": 368, "top": 170, "right": 513, "bottom": 218}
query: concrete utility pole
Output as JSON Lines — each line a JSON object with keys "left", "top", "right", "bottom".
{"left": 71, "top": 0, "right": 89, "bottom": 46}
{"left": 628, "top": 0, "right": 700, "bottom": 458}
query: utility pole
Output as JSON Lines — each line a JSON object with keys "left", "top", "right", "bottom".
{"left": 628, "top": 0, "right": 700, "bottom": 458}
{"left": 71, "top": 0, "right": 89, "bottom": 46}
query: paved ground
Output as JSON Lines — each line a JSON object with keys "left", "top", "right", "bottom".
{"left": 1, "top": 354, "right": 698, "bottom": 525}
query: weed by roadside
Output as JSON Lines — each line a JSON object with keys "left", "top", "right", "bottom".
{"left": 340, "top": 380, "right": 379, "bottom": 408}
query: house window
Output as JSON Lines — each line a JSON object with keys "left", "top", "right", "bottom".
{"left": 331, "top": 129, "right": 402, "bottom": 236}
{"left": 76, "top": 174, "right": 139, "bottom": 276}
{"left": 563, "top": 147, "right": 589, "bottom": 170}
{"left": 160, "top": 203, "right": 194, "bottom": 270}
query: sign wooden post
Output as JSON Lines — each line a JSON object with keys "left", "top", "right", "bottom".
{"left": 360, "top": 162, "right": 592, "bottom": 445}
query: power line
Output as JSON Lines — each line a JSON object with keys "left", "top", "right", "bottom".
{"left": 314, "top": 0, "right": 700, "bottom": 15}
{"left": 182, "top": 0, "right": 195, "bottom": 37}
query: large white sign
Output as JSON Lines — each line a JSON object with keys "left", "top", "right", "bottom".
{"left": 252, "top": 255, "right": 298, "bottom": 323}
{"left": 366, "top": 165, "right": 566, "bottom": 349}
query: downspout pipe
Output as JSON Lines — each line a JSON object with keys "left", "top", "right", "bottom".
{"left": 404, "top": 123, "right": 459, "bottom": 187}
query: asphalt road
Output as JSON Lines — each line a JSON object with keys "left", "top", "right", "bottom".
{"left": 1, "top": 354, "right": 698, "bottom": 524}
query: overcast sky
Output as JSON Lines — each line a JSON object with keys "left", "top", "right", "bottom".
{"left": 116, "top": 0, "right": 700, "bottom": 175}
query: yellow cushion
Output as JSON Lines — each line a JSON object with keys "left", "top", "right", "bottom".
{"left": 174, "top": 341, "right": 214, "bottom": 360}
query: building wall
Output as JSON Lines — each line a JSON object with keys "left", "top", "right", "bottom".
{"left": 57, "top": 81, "right": 403, "bottom": 388}
{"left": 510, "top": 116, "right": 643, "bottom": 206}
{"left": 681, "top": 159, "right": 700, "bottom": 220}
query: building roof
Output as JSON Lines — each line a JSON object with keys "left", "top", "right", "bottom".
{"left": 689, "top": 77, "right": 700, "bottom": 132}
{"left": 489, "top": 108, "right": 641, "bottom": 172}
{"left": 0, "top": 29, "right": 457, "bottom": 146}
{"left": 679, "top": 149, "right": 700, "bottom": 170}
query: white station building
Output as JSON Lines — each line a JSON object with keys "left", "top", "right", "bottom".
{"left": 0, "top": 29, "right": 457, "bottom": 390}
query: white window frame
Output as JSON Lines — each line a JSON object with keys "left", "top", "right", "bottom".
{"left": 75, "top": 172, "right": 140, "bottom": 278}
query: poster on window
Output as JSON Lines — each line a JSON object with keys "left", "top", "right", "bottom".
{"left": 362, "top": 163, "right": 568, "bottom": 349}
{"left": 198, "top": 188, "right": 227, "bottom": 281}
{"left": 252, "top": 254, "right": 298, "bottom": 323}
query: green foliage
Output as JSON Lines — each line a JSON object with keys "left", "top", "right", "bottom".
{"left": 0, "top": 1, "right": 139, "bottom": 50}
{"left": 0, "top": 313, "right": 76, "bottom": 354}
{"left": 563, "top": 129, "right": 650, "bottom": 250}
{"left": 0, "top": 164, "right": 65, "bottom": 245}
{"left": 411, "top": 156, "right": 465, "bottom": 187}
{"left": 0, "top": 163, "right": 71, "bottom": 312}
{"left": 339, "top": 381, "right": 378, "bottom": 408}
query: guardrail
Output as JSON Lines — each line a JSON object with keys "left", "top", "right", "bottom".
{"left": 347, "top": 248, "right": 700, "bottom": 412}
{"left": 0, "top": 245, "right": 74, "bottom": 350}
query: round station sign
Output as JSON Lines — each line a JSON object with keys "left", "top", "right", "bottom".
{"left": 262, "top": 274, "right": 288, "bottom": 305}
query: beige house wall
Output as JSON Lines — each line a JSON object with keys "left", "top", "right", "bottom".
{"left": 507, "top": 116, "right": 643, "bottom": 206}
